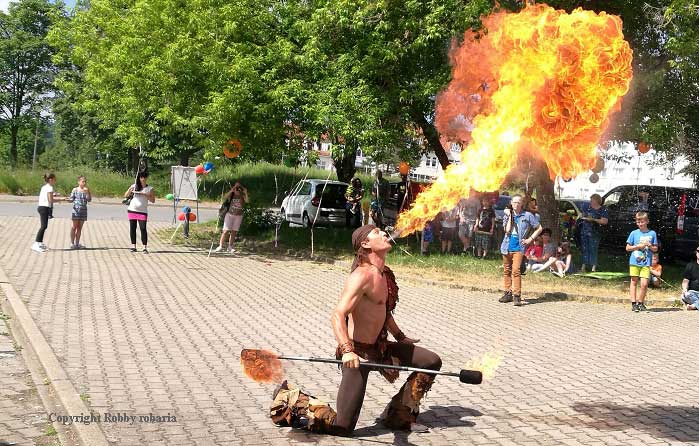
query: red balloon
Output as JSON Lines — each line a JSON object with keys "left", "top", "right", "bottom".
{"left": 188, "top": 213, "right": 196, "bottom": 221}
{"left": 194, "top": 165, "right": 205, "bottom": 174}
{"left": 177, "top": 212, "right": 186, "bottom": 221}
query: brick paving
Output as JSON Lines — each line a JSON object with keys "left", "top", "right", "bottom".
{"left": 0, "top": 316, "right": 58, "bottom": 446}
{"left": 0, "top": 215, "right": 698, "bottom": 445}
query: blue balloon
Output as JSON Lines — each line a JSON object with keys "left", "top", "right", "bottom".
{"left": 182, "top": 206, "right": 192, "bottom": 213}
{"left": 204, "top": 162, "right": 214, "bottom": 171}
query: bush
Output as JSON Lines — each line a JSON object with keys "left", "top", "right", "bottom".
{"left": 240, "top": 206, "right": 283, "bottom": 235}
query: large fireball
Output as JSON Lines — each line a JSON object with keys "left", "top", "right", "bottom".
{"left": 396, "top": 4, "right": 633, "bottom": 235}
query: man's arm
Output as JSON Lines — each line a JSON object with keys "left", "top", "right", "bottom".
{"left": 682, "top": 278, "right": 689, "bottom": 296}
{"left": 330, "top": 270, "right": 367, "bottom": 368}
{"left": 385, "top": 315, "right": 419, "bottom": 344}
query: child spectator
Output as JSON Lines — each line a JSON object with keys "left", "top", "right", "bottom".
{"left": 421, "top": 220, "right": 435, "bottom": 256}
{"left": 525, "top": 236, "right": 544, "bottom": 271}
{"left": 649, "top": 254, "right": 662, "bottom": 288}
{"left": 32, "top": 173, "right": 68, "bottom": 253}
{"left": 473, "top": 197, "right": 495, "bottom": 259}
{"left": 625, "top": 211, "right": 658, "bottom": 312}
{"left": 369, "top": 190, "right": 384, "bottom": 229}
{"left": 531, "top": 228, "right": 557, "bottom": 272}
{"left": 440, "top": 206, "right": 459, "bottom": 254}
{"left": 681, "top": 244, "right": 699, "bottom": 310}
{"left": 457, "top": 194, "right": 480, "bottom": 254}
{"left": 552, "top": 242, "right": 574, "bottom": 277}
{"left": 68, "top": 175, "right": 92, "bottom": 249}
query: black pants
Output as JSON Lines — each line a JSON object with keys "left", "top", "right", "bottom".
{"left": 346, "top": 208, "right": 361, "bottom": 228}
{"left": 36, "top": 206, "right": 52, "bottom": 243}
{"left": 333, "top": 343, "right": 441, "bottom": 434}
{"left": 129, "top": 219, "right": 148, "bottom": 245}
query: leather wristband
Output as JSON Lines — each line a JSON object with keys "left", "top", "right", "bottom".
{"left": 339, "top": 341, "right": 355, "bottom": 354}
{"left": 394, "top": 331, "right": 406, "bottom": 342}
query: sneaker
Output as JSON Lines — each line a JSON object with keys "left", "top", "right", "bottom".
{"left": 632, "top": 302, "right": 639, "bottom": 312}
{"left": 228, "top": 247, "right": 237, "bottom": 253}
{"left": 69, "top": 244, "right": 78, "bottom": 250}
{"left": 213, "top": 245, "right": 224, "bottom": 253}
{"left": 142, "top": 248, "right": 149, "bottom": 254}
{"left": 499, "top": 291, "right": 513, "bottom": 303}
{"left": 130, "top": 247, "right": 137, "bottom": 252}
{"left": 76, "top": 244, "right": 85, "bottom": 249}
{"left": 513, "top": 295, "right": 522, "bottom": 306}
{"left": 552, "top": 271, "right": 565, "bottom": 278}
{"left": 637, "top": 302, "right": 648, "bottom": 312}
{"left": 39, "top": 243, "right": 48, "bottom": 249}
{"left": 681, "top": 295, "right": 692, "bottom": 305}
{"left": 31, "top": 242, "right": 46, "bottom": 253}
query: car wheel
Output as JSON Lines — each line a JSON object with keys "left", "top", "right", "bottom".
{"left": 302, "top": 212, "right": 312, "bottom": 228}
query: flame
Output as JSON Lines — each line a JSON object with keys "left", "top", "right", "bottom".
{"left": 240, "top": 349, "right": 285, "bottom": 383}
{"left": 464, "top": 351, "right": 503, "bottom": 381}
{"left": 396, "top": 4, "right": 633, "bottom": 235}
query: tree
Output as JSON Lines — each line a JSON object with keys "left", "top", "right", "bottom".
{"left": 294, "top": 0, "right": 493, "bottom": 181}
{"left": 0, "top": 0, "right": 59, "bottom": 166}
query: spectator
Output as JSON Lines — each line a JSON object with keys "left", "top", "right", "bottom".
{"left": 457, "top": 193, "right": 480, "bottom": 255}
{"left": 681, "top": 245, "right": 699, "bottom": 310}
{"left": 369, "top": 190, "right": 384, "bottom": 229}
{"left": 32, "top": 173, "right": 67, "bottom": 253}
{"left": 473, "top": 197, "right": 495, "bottom": 259}
{"left": 526, "top": 197, "right": 541, "bottom": 221}
{"left": 531, "top": 228, "right": 558, "bottom": 272}
{"left": 524, "top": 236, "right": 544, "bottom": 271}
{"left": 579, "top": 193, "right": 609, "bottom": 273}
{"left": 345, "top": 177, "right": 364, "bottom": 228}
{"left": 440, "top": 206, "right": 459, "bottom": 254}
{"left": 215, "top": 182, "right": 249, "bottom": 253}
{"left": 421, "top": 220, "right": 435, "bottom": 256}
{"left": 68, "top": 175, "right": 92, "bottom": 249}
{"left": 552, "top": 242, "right": 574, "bottom": 277}
{"left": 125, "top": 171, "right": 155, "bottom": 253}
{"left": 625, "top": 211, "right": 658, "bottom": 312}
{"left": 649, "top": 254, "right": 663, "bottom": 288}
{"left": 371, "top": 170, "right": 390, "bottom": 226}
{"left": 499, "top": 194, "right": 543, "bottom": 306}
{"left": 396, "top": 174, "right": 411, "bottom": 213}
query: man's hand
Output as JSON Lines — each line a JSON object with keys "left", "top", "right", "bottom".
{"left": 342, "top": 352, "right": 363, "bottom": 369}
{"left": 399, "top": 337, "right": 420, "bottom": 344}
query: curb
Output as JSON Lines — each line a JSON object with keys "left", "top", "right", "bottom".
{"left": 0, "top": 268, "right": 109, "bottom": 446}
{"left": 219, "top": 241, "right": 680, "bottom": 308}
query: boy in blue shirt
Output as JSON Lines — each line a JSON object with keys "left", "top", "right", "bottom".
{"left": 625, "top": 211, "right": 658, "bottom": 312}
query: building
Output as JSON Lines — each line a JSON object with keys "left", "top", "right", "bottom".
{"left": 555, "top": 143, "right": 695, "bottom": 199}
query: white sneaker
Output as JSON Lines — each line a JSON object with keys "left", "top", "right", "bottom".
{"left": 31, "top": 243, "right": 46, "bottom": 253}
{"left": 39, "top": 243, "right": 48, "bottom": 249}
{"left": 70, "top": 244, "right": 78, "bottom": 250}
{"left": 228, "top": 247, "right": 236, "bottom": 253}
{"left": 77, "top": 244, "right": 85, "bottom": 249}
{"left": 213, "top": 245, "right": 224, "bottom": 253}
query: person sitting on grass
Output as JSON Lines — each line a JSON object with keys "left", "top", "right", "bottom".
{"left": 681, "top": 244, "right": 699, "bottom": 311}
{"left": 649, "top": 254, "right": 663, "bottom": 288}
{"left": 552, "top": 242, "right": 574, "bottom": 278}
{"left": 525, "top": 236, "right": 544, "bottom": 271}
{"left": 531, "top": 228, "right": 557, "bottom": 273}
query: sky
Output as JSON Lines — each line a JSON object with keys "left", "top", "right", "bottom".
{"left": 1, "top": 0, "right": 76, "bottom": 13}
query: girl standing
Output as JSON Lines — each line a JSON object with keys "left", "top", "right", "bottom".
{"left": 69, "top": 175, "right": 92, "bottom": 249}
{"left": 32, "top": 173, "right": 66, "bottom": 253}
{"left": 214, "top": 182, "right": 248, "bottom": 253}
{"left": 125, "top": 171, "right": 155, "bottom": 253}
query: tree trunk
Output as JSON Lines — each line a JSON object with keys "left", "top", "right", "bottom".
{"left": 412, "top": 113, "right": 451, "bottom": 170}
{"left": 9, "top": 125, "right": 19, "bottom": 167}
{"left": 179, "top": 151, "right": 190, "bottom": 166}
{"left": 533, "top": 159, "right": 560, "bottom": 242}
{"left": 332, "top": 143, "right": 357, "bottom": 183}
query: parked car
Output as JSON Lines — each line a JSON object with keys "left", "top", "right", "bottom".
{"left": 557, "top": 198, "right": 587, "bottom": 243}
{"left": 599, "top": 185, "right": 699, "bottom": 260}
{"left": 381, "top": 180, "right": 430, "bottom": 226}
{"left": 280, "top": 180, "right": 348, "bottom": 227}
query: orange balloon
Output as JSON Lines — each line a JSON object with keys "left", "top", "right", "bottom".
{"left": 223, "top": 139, "right": 243, "bottom": 158}
{"left": 399, "top": 161, "right": 410, "bottom": 176}
{"left": 638, "top": 142, "right": 651, "bottom": 154}
{"left": 188, "top": 213, "right": 196, "bottom": 221}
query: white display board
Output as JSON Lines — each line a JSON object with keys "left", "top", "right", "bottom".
{"left": 171, "top": 166, "right": 198, "bottom": 200}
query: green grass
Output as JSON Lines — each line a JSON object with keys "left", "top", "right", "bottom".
{"left": 160, "top": 221, "right": 684, "bottom": 301}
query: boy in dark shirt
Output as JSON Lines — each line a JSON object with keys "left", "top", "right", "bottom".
{"left": 681, "top": 244, "right": 699, "bottom": 311}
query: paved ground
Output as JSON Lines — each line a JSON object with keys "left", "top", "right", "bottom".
{"left": 0, "top": 215, "right": 698, "bottom": 446}
{"left": 0, "top": 316, "right": 58, "bottom": 446}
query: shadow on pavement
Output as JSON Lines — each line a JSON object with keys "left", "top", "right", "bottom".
{"left": 572, "top": 402, "right": 699, "bottom": 442}
{"left": 647, "top": 307, "right": 683, "bottom": 312}
{"left": 285, "top": 405, "right": 482, "bottom": 445}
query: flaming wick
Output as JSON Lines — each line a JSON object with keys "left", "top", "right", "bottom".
{"left": 240, "top": 349, "right": 285, "bottom": 383}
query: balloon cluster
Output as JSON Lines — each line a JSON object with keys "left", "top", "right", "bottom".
{"left": 195, "top": 162, "right": 214, "bottom": 175}
{"left": 178, "top": 206, "right": 196, "bottom": 221}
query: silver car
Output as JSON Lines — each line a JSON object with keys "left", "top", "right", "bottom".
{"left": 281, "top": 180, "right": 349, "bottom": 227}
